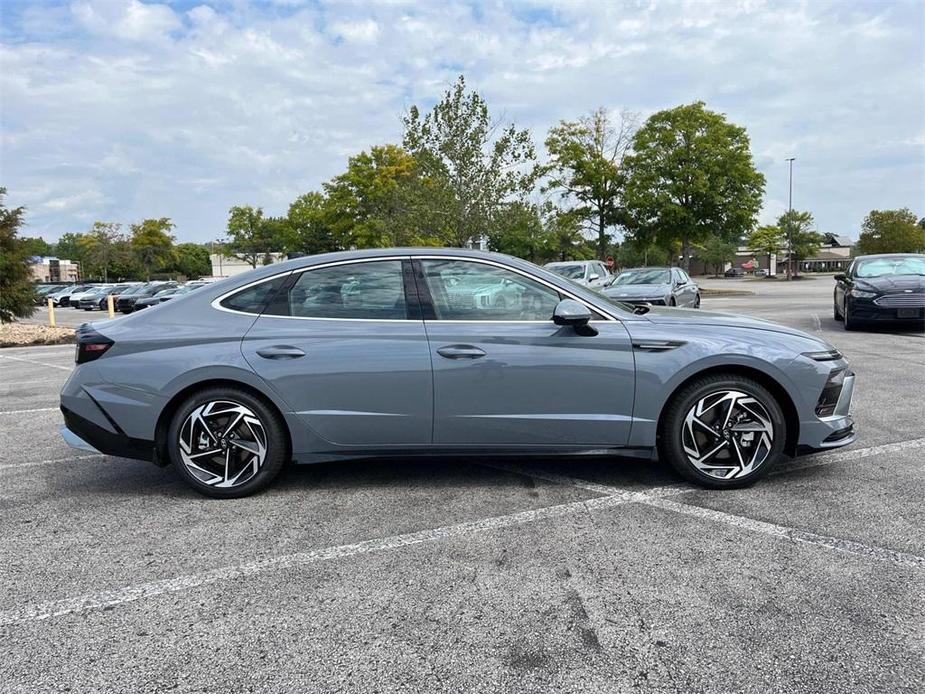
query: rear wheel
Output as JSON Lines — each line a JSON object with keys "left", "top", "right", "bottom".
{"left": 658, "top": 374, "right": 786, "bottom": 488}
{"left": 668, "top": 297, "right": 677, "bottom": 307}
{"left": 167, "top": 387, "right": 288, "bottom": 498}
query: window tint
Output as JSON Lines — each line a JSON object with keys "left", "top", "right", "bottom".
{"left": 220, "top": 275, "right": 289, "bottom": 314}
{"left": 420, "top": 259, "right": 561, "bottom": 321}
{"left": 281, "top": 261, "right": 407, "bottom": 320}
{"left": 677, "top": 269, "right": 690, "bottom": 283}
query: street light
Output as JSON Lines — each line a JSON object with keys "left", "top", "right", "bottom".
{"left": 786, "top": 157, "right": 796, "bottom": 280}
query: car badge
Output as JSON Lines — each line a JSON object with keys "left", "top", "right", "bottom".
{"left": 903, "top": 289, "right": 912, "bottom": 293}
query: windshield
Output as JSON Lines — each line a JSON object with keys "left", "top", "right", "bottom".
{"left": 855, "top": 256, "right": 925, "bottom": 278}
{"left": 548, "top": 264, "right": 586, "bottom": 279}
{"left": 611, "top": 269, "right": 671, "bottom": 286}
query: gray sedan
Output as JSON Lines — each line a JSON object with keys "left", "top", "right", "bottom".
{"left": 602, "top": 267, "right": 700, "bottom": 307}
{"left": 61, "top": 248, "right": 855, "bottom": 498}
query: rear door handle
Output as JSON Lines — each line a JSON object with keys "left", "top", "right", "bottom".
{"left": 437, "top": 344, "right": 487, "bottom": 360}
{"left": 256, "top": 345, "right": 306, "bottom": 359}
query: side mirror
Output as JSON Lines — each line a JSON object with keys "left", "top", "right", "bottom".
{"left": 553, "top": 299, "right": 591, "bottom": 327}
{"left": 588, "top": 273, "right": 600, "bottom": 282}
{"left": 834, "top": 273, "right": 846, "bottom": 282}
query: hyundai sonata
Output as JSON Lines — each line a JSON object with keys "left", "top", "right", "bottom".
{"left": 60, "top": 249, "right": 856, "bottom": 498}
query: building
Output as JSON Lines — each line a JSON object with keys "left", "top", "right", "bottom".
{"left": 29, "top": 256, "right": 81, "bottom": 283}
{"left": 209, "top": 252, "right": 286, "bottom": 278}
{"left": 688, "top": 232, "right": 853, "bottom": 275}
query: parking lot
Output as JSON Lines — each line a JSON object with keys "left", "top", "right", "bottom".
{"left": 0, "top": 277, "right": 922, "bottom": 693}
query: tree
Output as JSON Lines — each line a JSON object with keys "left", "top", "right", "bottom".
{"left": 623, "top": 101, "right": 765, "bottom": 271}
{"left": 613, "top": 238, "right": 671, "bottom": 269}
{"left": 0, "top": 188, "right": 37, "bottom": 322}
{"left": 403, "top": 75, "right": 537, "bottom": 247}
{"left": 54, "top": 232, "right": 86, "bottom": 264}
{"left": 283, "top": 192, "right": 342, "bottom": 255}
{"left": 225, "top": 206, "right": 276, "bottom": 268}
{"left": 20, "top": 237, "right": 53, "bottom": 257}
{"left": 545, "top": 209, "right": 595, "bottom": 262}
{"left": 487, "top": 202, "right": 548, "bottom": 263}
{"left": 323, "top": 145, "right": 437, "bottom": 247}
{"left": 856, "top": 209, "right": 925, "bottom": 255}
{"left": 172, "top": 243, "right": 211, "bottom": 279}
{"left": 778, "top": 210, "right": 822, "bottom": 276}
{"left": 78, "top": 222, "right": 123, "bottom": 281}
{"left": 697, "top": 236, "right": 738, "bottom": 276}
{"left": 544, "top": 108, "right": 639, "bottom": 258}
{"left": 746, "top": 225, "right": 785, "bottom": 273}
{"left": 131, "top": 218, "right": 175, "bottom": 280}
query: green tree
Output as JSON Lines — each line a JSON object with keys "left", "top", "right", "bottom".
{"left": 856, "top": 209, "right": 925, "bottom": 255}
{"left": 78, "top": 222, "right": 123, "bottom": 281}
{"left": 283, "top": 192, "right": 342, "bottom": 255}
{"left": 172, "top": 243, "right": 212, "bottom": 279}
{"left": 487, "top": 202, "right": 548, "bottom": 263}
{"left": 545, "top": 209, "right": 595, "bottom": 262}
{"left": 623, "top": 101, "right": 765, "bottom": 270}
{"left": 131, "top": 218, "right": 175, "bottom": 280}
{"left": 0, "top": 188, "right": 37, "bottom": 322}
{"left": 778, "top": 210, "right": 822, "bottom": 276}
{"left": 403, "top": 75, "right": 537, "bottom": 247}
{"left": 544, "top": 108, "right": 638, "bottom": 258}
{"left": 53, "top": 232, "right": 86, "bottom": 265}
{"left": 613, "top": 238, "right": 671, "bottom": 269}
{"left": 21, "top": 237, "right": 53, "bottom": 257}
{"left": 697, "top": 236, "right": 738, "bottom": 276}
{"left": 225, "top": 206, "right": 277, "bottom": 268}
{"left": 746, "top": 225, "right": 785, "bottom": 272}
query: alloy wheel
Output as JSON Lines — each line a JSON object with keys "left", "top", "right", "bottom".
{"left": 681, "top": 390, "right": 774, "bottom": 479}
{"left": 178, "top": 400, "right": 268, "bottom": 488}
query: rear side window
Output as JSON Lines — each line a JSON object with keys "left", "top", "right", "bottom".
{"left": 273, "top": 260, "right": 408, "bottom": 320}
{"left": 220, "top": 275, "right": 289, "bottom": 314}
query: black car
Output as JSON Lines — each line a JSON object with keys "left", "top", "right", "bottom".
{"left": 724, "top": 267, "right": 744, "bottom": 277}
{"left": 78, "top": 284, "right": 138, "bottom": 310}
{"left": 834, "top": 253, "right": 925, "bottom": 330}
{"left": 116, "top": 282, "right": 177, "bottom": 313}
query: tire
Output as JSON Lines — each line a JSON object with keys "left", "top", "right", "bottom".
{"left": 843, "top": 300, "right": 860, "bottom": 331}
{"left": 668, "top": 297, "right": 677, "bottom": 307}
{"left": 833, "top": 298, "right": 842, "bottom": 321}
{"left": 166, "top": 386, "right": 289, "bottom": 498}
{"left": 658, "top": 373, "right": 786, "bottom": 488}
{"left": 693, "top": 293, "right": 701, "bottom": 309}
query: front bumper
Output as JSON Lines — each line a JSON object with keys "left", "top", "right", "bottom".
{"left": 798, "top": 372, "right": 857, "bottom": 452}
{"left": 849, "top": 298, "right": 925, "bottom": 323}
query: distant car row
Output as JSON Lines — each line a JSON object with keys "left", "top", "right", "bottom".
{"left": 37, "top": 280, "right": 213, "bottom": 313}
{"left": 544, "top": 261, "right": 701, "bottom": 308}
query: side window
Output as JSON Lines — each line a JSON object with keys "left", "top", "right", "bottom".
{"left": 420, "top": 259, "right": 561, "bottom": 321}
{"left": 220, "top": 275, "right": 289, "bottom": 314}
{"left": 677, "top": 269, "right": 690, "bottom": 283}
{"left": 277, "top": 260, "right": 407, "bottom": 320}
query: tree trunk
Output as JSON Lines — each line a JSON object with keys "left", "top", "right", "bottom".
{"left": 681, "top": 233, "right": 691, "bottom": 271}
{"left": 598, "top": 213, "right": 606, "bottom": 259}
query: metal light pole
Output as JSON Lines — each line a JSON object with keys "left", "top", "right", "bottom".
{"left": 786, "top": 157, "right": 795, "bottom": 279}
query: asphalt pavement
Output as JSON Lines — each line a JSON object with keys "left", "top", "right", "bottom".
{"left": 0, "top": 276, "right": 922, "bottom": 693}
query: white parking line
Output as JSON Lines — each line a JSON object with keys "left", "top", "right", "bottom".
{"left": 774, "top": 437, "right": 925, "bottom": 475}
{"left": 1, "top": 377, "right": 68, "bottom": 388}
{"left": 0, "top": 454, "right": 103, "bottom": 471}
{"left": 0, "top": 407, "right": 59, "bottom": 415}
{"left": 643, "top": 497, "right": 925, "bottom": 569}
{"left": 0, "top": 354, "right": 73, "bottom": 372}
{"left": 0, "top": 484, "right": 687, "bottom": 627}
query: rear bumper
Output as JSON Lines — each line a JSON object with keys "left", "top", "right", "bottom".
{"left": 60, "top": 405, "right": 156, "bottom": 462}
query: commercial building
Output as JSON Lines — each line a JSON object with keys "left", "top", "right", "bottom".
{"left": 29, "top": 256, "right": 81, "bottom": 283}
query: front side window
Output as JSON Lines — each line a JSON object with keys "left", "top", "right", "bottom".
{"left": 549, "top": 264, "right": 586, "bottom": 280}
{"left": 420, "top": 259, "right": 561, "bottom": 321}
{"left": 281, "top": 260, "right": 408, "bottom": 320}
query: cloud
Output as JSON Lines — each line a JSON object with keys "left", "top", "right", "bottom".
{"left": 1, "top": 0, "right": 922, "bottom": 242}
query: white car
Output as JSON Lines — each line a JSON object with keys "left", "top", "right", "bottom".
{"left": 544, "top": 260, "right": 612, "bottom": 289}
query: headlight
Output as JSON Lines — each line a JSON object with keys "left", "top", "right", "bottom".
{"left": 803, "top": 349, "right": 843, "bottom": 361}
{"left": 850, "top": 289, "right": 877, "bottom": 299}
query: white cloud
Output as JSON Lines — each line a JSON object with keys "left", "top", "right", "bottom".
{"left": 70, "top": 0, "right": 180, "bottom": 42}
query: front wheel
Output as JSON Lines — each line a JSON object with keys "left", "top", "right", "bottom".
{"left": 658, "top": 374, "right": 786, "bottom": 488}
{"left": 167, "top": 387, "right": 288, "bottom": 498}
{"left": 693, "top": 293, "right": 701, "bottom": 308}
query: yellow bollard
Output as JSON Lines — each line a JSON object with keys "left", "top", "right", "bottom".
{"left": 107, "top": 293, "right": 115, "bottom": 318}
{"left": 47, "top": 298, "right": 56, "bottom": 327}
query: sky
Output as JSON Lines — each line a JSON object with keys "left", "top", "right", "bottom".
{"left": 1, "top": 0, "right": 923, "bottom": 244}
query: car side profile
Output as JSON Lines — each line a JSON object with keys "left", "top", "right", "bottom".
{"left": 833, "top": 253, "right": 925, "bottom": 330}
{"left": 544, "top": 260, "right": 612, "bottom": 289}
{"left": 602, "top": 267, "right": 700, "bottom": 307}
{"left": 60, "top": 249, "right": 856, "bottom": 498}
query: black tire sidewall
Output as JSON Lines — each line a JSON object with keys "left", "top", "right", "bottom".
{"left": 167, "top": 387, "right": 288, "bottom": 498}
{"left": 659, "top": 375, "right": 786, "bottom": 488}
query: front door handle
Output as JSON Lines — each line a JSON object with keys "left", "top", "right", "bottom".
{"left": 256, "top": 345, "right": 306, "bottom": 359}
{"left": 437, "top": 344, "right": 487, "bottom": 360}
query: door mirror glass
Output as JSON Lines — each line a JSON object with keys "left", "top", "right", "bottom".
{"left": 834, "top": 273, "right": 846, "bottom": 281}
{"left": 588, "top": 273, "right": 600, "bottom": 282}
{"left": 553, "top": 299, "right": 591, "bottom": 326}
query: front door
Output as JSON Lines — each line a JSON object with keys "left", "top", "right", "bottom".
{"left": 241, "top": 258, "right": 433, "bottom": 447}
{"left": 414, "top": 258, "right": 636, "bottom": 447}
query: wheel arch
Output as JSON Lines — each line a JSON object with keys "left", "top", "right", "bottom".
{"left": 154, "top": 378, "right": 293, "bottom": 466}
{"left": 655, "top": 364, "right": 800, "bottom": 457}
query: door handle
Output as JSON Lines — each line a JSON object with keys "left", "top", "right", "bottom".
{"left": 437, "top": 344, "right": 487, "bottom": 360}
{"left": 256, "top": 345, "right": 306, "bottom": 359}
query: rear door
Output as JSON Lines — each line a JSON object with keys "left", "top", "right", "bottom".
{"left": 239, "top": 258, "right": 433, "bottom": 446}
{"left": 414, "top": 257, "right": 636, "bottom": 447}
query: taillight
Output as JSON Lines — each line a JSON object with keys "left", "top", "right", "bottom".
{"left": 816, "top": 368, "right": 849, "bottom": 417}
{"left": 75, "top": 325, "right": 114, "bottom": 364}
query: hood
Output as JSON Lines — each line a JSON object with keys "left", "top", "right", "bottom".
{"left": 854, "top": 275, "right": 925, "bottom": 293}
{"left": 603, "top": 283, "right": 670, "bottom": 298}
{"left": 642, "top": 305, "right": 830, "bottom": 343}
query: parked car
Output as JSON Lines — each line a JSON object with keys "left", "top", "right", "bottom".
{"left": 544, "top": 260, "right": 612, "bottom": 289}
{"left": 78, "top": 284, "right": 139, "bottom": 311}
{"left": 116, "top": 282, "right": 177, "bottom": 313}
{"left": 724, "top": 267, "right": 745, "bottom": 278}
{"left": 67, "top": 285, "right": 109, "bottom": 308}
{"left": 34, "top": 284, "right": 65, "bottom": 304}
{"left": 602, "top": 267, "right": 700, "bottom": 308}
{"left": 754, "top": 269, "right": 769, "bottom": 278}
{"left": 61, "top": 249, "right": 856, "bottom": 499}
{"left": 53, "top": 284, "right": 98, "bottom": 307}
{"left": 833, "top": 253, "right": 925, "bottom": 331}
